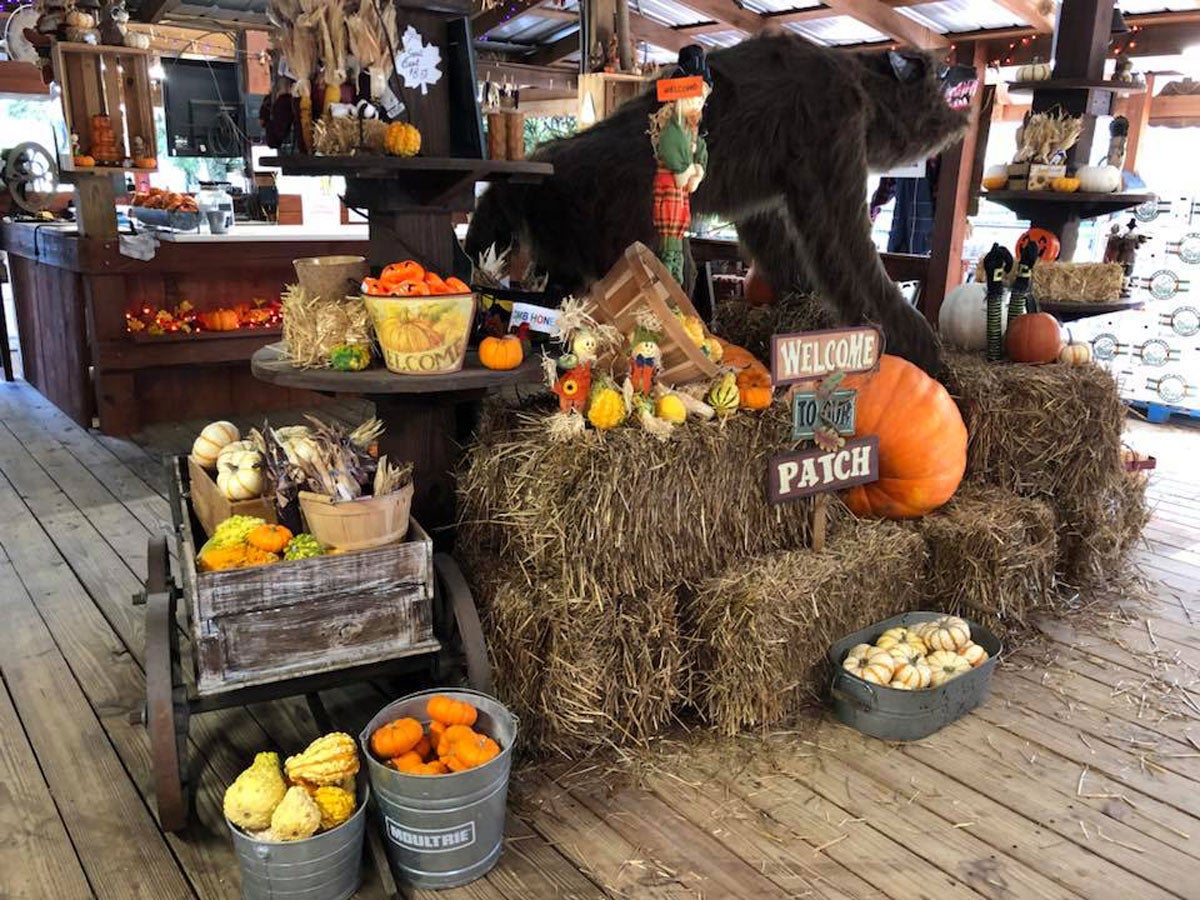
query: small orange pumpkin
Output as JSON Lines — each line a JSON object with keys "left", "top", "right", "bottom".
{"left": 736, "top": 367, "right": 773, "bottom": 410}
{"left": 436, "top": 725, "right": 478, "bottom": 758}
{"left": 200, "top": 308, "right": 241, "bottom": 331}
{"left": 743, "top": 265, "right": 775, "bottom": 306}
{"left": 246, "top": 523, "right": 293, "bottom": 553}
{"left": 371, "top": 717, "right": 423, "bottom": 759}
{"left": 412, "top": 735, "right": 432, "bottom": 761}
{"left": 1006, "top": 313, "right": 1062, "bottom": 364}
{"left": 444, "top": 276, "right": 470, "bottom": 294}
{"left": 380, "top": 261, "right": 424, "bottom": 284}
{"left": 427, "top": 720, "right": 446, "bottom": 745}
{"left": 427, "top": 694, "right": 478, "bottom": 727}
{"left": 479, "top": 334, "right": 524, "bottom": 370}
{"left": 444, "top": 733, "right": 500, "bottom": 771}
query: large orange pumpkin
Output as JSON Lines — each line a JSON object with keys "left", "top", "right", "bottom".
{"left": 840, "top": 355, "right": 967, "bottom": 519}
{"left": 743, "top": 265, "right": 776, "bottom": 306}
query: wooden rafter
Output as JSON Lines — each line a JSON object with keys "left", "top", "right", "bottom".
{"left": 671, "top": 0, "right": 763, "bottom": 34}
{"left": 473, "top": 0, "right": 546, "bottom": 37}
{"left": 991, "top": 0, "right": 1056, "bottom": 33}
{"left": 631, "top": 10, "right": 695, "bottom": 51}
{"left": 820, "top": 0, "right": 948, "bottom": 47}
{"left": 527, "top": 28, "right": 581, "bottom": 66}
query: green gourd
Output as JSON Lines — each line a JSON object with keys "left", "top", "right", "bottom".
{"left": 329, "top": 344, "right": 371, "bottom": 372}
{"left": 284, "top": 533, "right": 324, "bottom": 560}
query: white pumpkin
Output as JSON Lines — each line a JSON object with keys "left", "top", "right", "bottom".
{"left": 1077, "top": 165, "right": 1122, "bottom": 193}
{"left": 216, "top": 439, "right": 256, "bottom": 468}
{"left": 216, "top": 450, "right": 263, "bottom": 501}
{"left": 1016, "top": 61, "right": 1051, "bottom": 82}
{"left": 939, "top": 282, "right": 1007, "bottom": 351}
{"left": 192, "top": 420, "right": 239, "bottom": 469}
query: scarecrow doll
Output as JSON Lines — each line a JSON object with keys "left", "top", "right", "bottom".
{"left": 628, "top": 326, "right": 663, "bottom": 395}
{"left": 650, "top": 45, "right": 712, "bottom": 284}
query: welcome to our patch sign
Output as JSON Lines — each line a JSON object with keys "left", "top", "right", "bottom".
{"left": 769, "top": 436, "right": 880, "bottom": 503}
{"left": 770, "top": 326, "right": 882, "bottom": 386}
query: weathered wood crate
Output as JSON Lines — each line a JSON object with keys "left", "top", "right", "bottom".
{"left": 174, "top": 457, "right": 437, "bottom": 695}
{"left": 186, "top": 455, "right": 276, "bottom": 539}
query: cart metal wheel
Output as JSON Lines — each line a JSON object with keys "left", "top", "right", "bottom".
{"left": 433, "top": 553, "right": 492, "bottom": 694}
{"left": 144, "top": 535, "right": 190, "bottom": 832}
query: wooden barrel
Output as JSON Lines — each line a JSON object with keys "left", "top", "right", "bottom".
{"left": 583, "top": 242, "right": 719, "bottom": 385}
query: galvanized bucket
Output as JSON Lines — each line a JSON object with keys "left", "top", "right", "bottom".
{"left": 226, "top": 781, "right": 368, "bottom": 900}
{"left": 360, "top": 689, "right": 518, "bottom": 890}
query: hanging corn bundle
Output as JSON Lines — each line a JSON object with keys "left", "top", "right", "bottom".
{"left": 346, "top": 0, "right": 388, "bottom": 102}
{"left": 313, "top": 0, "right": 347, "bottom": 119}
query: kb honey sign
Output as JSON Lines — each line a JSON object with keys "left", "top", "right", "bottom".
{"left": 768, "top": 325, "right": 881, "bottom": 506}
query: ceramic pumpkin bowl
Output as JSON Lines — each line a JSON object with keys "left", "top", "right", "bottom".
{"left": 366, "top": 293, "right": 476, "bottom": 376}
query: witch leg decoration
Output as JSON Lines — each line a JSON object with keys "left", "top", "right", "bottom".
{"left": 1007, "top": 240, "right": 1040, "bottom": 326}
{"left": 982, "top": 242, "right": 1014, "bottom": 361}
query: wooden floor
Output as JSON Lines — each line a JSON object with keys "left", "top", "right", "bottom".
{"left": 2, "top": 378, "right": 1199, "bottom": 900}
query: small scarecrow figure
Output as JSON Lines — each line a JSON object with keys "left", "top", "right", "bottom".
{"left": 628, "top": 326, "right": 663, "bottom": 395}
{"left": 552, "top": 363, "right": 592, "bottom": 414}
{"left": 650, "top": 45, "right": 712, "bottom": 284}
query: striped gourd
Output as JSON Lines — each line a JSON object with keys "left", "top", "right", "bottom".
{"left": 927, "top": 650, "right": 971, "bottom": 687}
{"left": 842, "top": 643, "right": 895, "bottom": 685}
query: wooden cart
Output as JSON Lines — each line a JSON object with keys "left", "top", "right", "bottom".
{"left": 132, "top": 456, "right": 490, "bottom": 832}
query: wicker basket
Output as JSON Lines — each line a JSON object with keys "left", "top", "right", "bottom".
{"left": 583, "top": 242, "right": 719, "bottom": 385}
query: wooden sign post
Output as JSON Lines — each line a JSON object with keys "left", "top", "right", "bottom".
{"left": 769, "top": 326, "right": 883, "bottom": 551}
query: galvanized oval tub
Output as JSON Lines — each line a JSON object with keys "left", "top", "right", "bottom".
{"left": 360, "top": 688, "right": 518, "bottom": 890}
{"left": 227, "top": 781, "right": 368, "bottom": 900}
{"left": 828, "top": 611, "right": 1003, "bottom": 742}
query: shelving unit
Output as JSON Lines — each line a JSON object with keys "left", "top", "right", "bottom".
{"left": 983, "top": 189, "right": 1155, "bottom": 222}
{"left": 1006, "top": 79, "right": 1146, "bottom": 95}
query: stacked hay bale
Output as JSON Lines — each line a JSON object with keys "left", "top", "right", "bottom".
{"left": 685, "top": 520, "right": 925, "bottom": 735}
{"left": 943, "top": 352, "right": 1147, "bottom": 589}
{"left": 916, "top": 484, "right": 1058, "bottom": 631}
{"left": 458, "top": 401, "right": 832, "bottom": 755}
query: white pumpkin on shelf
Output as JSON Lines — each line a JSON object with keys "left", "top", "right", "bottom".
{"left": 1016, "top": 60, "right": 1052, "bottom": 82}
{"left": 191, "top": 420, "right": 239, "bottom": 469}
{"left": 939, "top": 282, "right": 1007, "bottom": 351}
{"left": 1077, "top": 164, "right": 1123, "bottom": 194}
{"left": 216, "top": 449, "right": 264, "bottom": 501}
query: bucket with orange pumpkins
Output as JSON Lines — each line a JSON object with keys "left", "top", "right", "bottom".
{"left": 363, "top": 261, "right": 476, "bottom": 375}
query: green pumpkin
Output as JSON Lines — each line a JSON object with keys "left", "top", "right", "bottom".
{"left": 328, "top": 343, "right": 371, "bottom": 372}
{"left": 284, "top": 533, "right": 324, "bottom": 561}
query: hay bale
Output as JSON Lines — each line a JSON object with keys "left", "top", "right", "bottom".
{"left": 711, "top": 293, "right": 832, "bottom": 363}
{"left": 1033, "top": 262, "right": 1124, "bottom": 303}
{"left": 684, "top": 520, "right": 925, "bottom": 735}
{"left": 482, "top": 567, "right": 683, "bottom": 757}
{"left": 943, "top": 351, "right": 1145, "bottom": 588}
{"left": 458, "top": 402, "right": 839, "bottom": 598}
{"left": 917, "top": 484, "right": 1057, "bottom": 631}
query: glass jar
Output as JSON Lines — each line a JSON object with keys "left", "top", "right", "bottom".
{"left": 197, "top": 182, "right": 235, "bottom": 234}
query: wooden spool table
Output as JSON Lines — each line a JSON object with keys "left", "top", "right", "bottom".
{"left": 252, "top": 342, "right": 544, "bottom": 540}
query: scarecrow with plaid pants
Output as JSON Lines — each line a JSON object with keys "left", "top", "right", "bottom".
{"left": 651, "top": 46, "right": 711, "bottom": 285}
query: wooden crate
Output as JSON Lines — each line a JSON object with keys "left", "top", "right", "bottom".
{"left": 186, "top": 455, "right": 276, "bottom": 540}
{"left": 51, "top": 41, "right": 158, "bottom": 172}
{"left": 584, "top": 241, "right": 719, "bottom": 385}
{"left": 174, "top": 458, "right": 437, "bottom": 695}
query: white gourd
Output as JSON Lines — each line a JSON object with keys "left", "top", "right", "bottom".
{"left": 927, "top": 650, "right": 972, "bottom": 687}
{"left": 1076, "top": 165, "right": 1122, "bottom": 193}
{"left": 216, "top": 450, "right": 263, "bottom": 500}
{"left": 939, "top": 283, "right": 1007, "bottom": 351}
{"left": 1017, "top": 61, "right": 1051, "bottom": 81}
{"left": 216, "top": 439, "right": 256, "bottom": 468}
{"left": 191, "top": 421, "right": 239, "bottom": 469}
{"left": 958, "top": 642, "right": 989, "bottom": 668}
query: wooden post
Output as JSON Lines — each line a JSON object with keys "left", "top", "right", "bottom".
{"left": 615, "top": 0, "right": 632, "bottom": 72}
{"left": 73, "top": 173, "right": 119, "bottom": 239}
{"left": 1123, "top": 72, "right": 1155, "bottom": 171}
{"left": 812, "top": 494, "right": 828, "bottom": 552}
{"left": 924, "top": 41, "right": 988, "bottom": 326}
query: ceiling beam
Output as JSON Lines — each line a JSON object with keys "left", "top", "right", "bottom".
{"left": 820, "top": 0, "right": 948, "bottom": 47}
{"left": 526, "top": 28, "right": 581, "bottom": 66}
{"left": 473, "top": 0, "right": 545, "bottom": 36}
{"left": 473, "top": 59, "right": 579, "bottom": 91}
{"left": 631, "top": 10, "right": 695, "bottom": 51}
{"left": 527, "top": 6, "right": 579, "bottom": 22}
{"left": 673, "top": 20, "right": 726, "bottom": 36}
{"left": 670, "top": 0, "right": 762, "bottom": 34}
{"left": 990, "top": 0, "right": 1056, "bottom": 33}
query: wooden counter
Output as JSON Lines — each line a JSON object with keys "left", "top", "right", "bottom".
{"left": 2, "top": 222, "right": 369, "bottom": 435}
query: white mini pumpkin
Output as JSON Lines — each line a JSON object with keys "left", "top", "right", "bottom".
{"left": 891, "top": 660, "right": 933, "bottom": 690}
{"left": 216, "top": 450, "right": 263, "bottom": 501}
{"left": 1077, "top": 164, "right": 1122, "bottom": 194}
{"left": 1016, "top": 61, "right": 1052, "bottom": 82}
{"left": 875, "top": 626, "right": 924, "bottom": 652}
{"left": 842, "top": 643, "right": 896, "bottom": 685}
{"left": 939, "top": 282, "right": 1007, "bottom": 351}
{"left": 192, "top": 420, "right": 239, "bottom": 469}
{"left": 919, "top": 615, "right": 972, "bottom": 652}
{"left": 927, "top": 650, "right": 972, "bottom": 687}
{"left": 958, "top": 642, "right": 989, "bottom": 668}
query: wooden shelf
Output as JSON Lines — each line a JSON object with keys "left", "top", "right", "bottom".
{"left": 128, "top": 326, "right": 282, "bottom": 344}
{"left": 1006, "top": 79, "right": 1147, "bottom": 95}
{"left": 1040, "top": 298, "right": 1145, "bottom": 320}
{"left": 259, "top": 155, "right": 552, "bottom": 180}
{"left": 982, "top": 190, "right": 1155, "bottom": 221}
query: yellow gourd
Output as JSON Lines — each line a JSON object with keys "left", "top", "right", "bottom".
{"left": 708, "top": 373, "right": 740, "bottom": 417}
{"left": 384, "top": 122, "right": 422, "bottom": 157}
{"left": 655, "top": 393, "right": 687, "bottom": 424}
{"left": 312, "top": 786, "right": 356, "bottom": 831}
{"left": 285, "top": 733, "right": 360, "bottom": 787}
{"left": 223, "top": 752, "right": 287, "bottom": 831}
{"left": 587, "top": 385, "right": 626, "bottom": 430}
{"left": 1051, "top": 176, "right": 1081, "bottom": 193}
{"left": 270, "top": 785, "right": 322, "bottom": 841}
